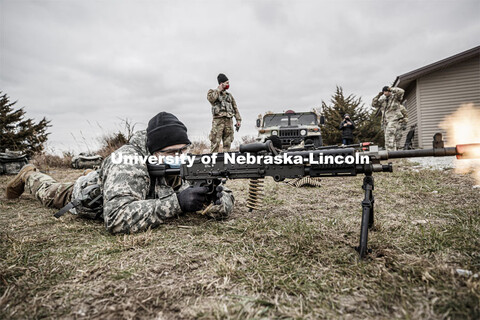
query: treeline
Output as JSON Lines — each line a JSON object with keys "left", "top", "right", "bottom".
{"left": 1, "top": 87, "right": 384, "bottom": 159}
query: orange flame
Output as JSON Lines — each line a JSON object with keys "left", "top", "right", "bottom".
{"left": 440, "top": 103, "right": 480, "bottom": 184}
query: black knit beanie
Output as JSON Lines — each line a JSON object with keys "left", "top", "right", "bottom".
{"left": 146, "top": 112, "right": 191, "bottom": 154}
{"left": 217, "top": 73, "right": 228, "bottom": 84}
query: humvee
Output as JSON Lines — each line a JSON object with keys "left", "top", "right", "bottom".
{"left": 256, "top": 110, "right": 325, "bottom": 148}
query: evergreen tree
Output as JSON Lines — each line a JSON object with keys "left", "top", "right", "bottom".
{"left": 357, "top": 110, "right": 384, "bottom": 147}
{"left": 320, "top": 86, "right": 384, "bottom": 146}
{"left": 0, "top": 92, "right": 51, "bottom": 156}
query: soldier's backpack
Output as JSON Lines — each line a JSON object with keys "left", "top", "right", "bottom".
{"left": 0, "top": 151, "right": 29, "bottom": 175}
{"left": 71, "top": 153, "right": 103, "bottom": 169}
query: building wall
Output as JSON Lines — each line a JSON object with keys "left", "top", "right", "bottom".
{"left": 417, "top": 56, "right": 480, "bottom": 148}
{"left": 399, "top": 82, "right": 418, "bottom": 148}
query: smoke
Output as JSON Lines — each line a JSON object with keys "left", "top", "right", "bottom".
{"left": 440, "top": 103, "right": 480, "bottom": 184}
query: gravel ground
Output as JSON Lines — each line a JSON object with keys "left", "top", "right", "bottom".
{"left": 408, "top": 156, "right": 480, "bottom": 170}
{"left": 408, "top": 157, "right": 480, "bottom": 188}
{"left": 408, "top": 156, "right": 458, "bottom": 170}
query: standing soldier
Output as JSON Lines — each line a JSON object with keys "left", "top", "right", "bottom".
{"left": 372, "top": 86, "right": 408, "bottom": 151}
{"left": 207, "top": 73, "right": 242, "bottom": 153}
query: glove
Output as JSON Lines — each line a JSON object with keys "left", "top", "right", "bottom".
{"left": 235, "top": 123, "right": 241, "bottom": 132}
{"left": 205, "top": 185, "right": 234, "bottom": 220}
{"left": 177, "top": 186, "right": 209, "bottom": 212}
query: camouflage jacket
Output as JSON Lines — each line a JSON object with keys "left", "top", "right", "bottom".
{"left": 99, "top": 130, "right": 234, "bottom": 234}
{"left": 372, "top": 87, "right": 408, "bottom": 126}
{"left": 207, "top": 89, "right": 242, "bottom": 121}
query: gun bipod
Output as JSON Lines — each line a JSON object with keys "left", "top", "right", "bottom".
{"left": 356, "top": 172, "right": 375, "bottom": 259}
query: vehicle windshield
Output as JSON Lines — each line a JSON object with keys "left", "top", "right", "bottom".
{"left": 263, "top": 114, "right": 289, "bottom": 127}
{"left": 263, "top": 113, "right": 317, "bottom": 127}
{"left": 289, "top": 113, "right": 317, "bottom": 126}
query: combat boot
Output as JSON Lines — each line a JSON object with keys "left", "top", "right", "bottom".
{"left": 5, "top": 164, "right": 37, "bottom": 199}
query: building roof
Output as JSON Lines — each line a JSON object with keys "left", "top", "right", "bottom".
{"left": 393, "top": 45, "right": 480, "bottom": 89}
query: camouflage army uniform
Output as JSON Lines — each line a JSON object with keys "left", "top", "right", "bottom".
{"left": 207, "top": 89, "right": 241, "bottom": 153}
{"left": 372, "top": 87, "right": 408, "bottom": 151}
{"left": 23, "top": 130, "right": 235, "bottom": 234}
{"left": 99, "top": 130, "right": 234, "bottom": 233}
{"left": 25, "top": 171, "right": 74, "bottom": 209}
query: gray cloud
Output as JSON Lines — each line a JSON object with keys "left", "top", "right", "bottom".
{"left": 1, "top": 0, "right": 479, "bottom": 153}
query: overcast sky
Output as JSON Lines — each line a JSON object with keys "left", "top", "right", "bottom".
{"left": 1, "top": 0, "right": 479, "bottom": 154}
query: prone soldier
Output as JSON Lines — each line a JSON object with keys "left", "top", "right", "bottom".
{"left": 207, "top": 73, "right": 242, "bottom": 153}
{"left": 372, "top": 86, "right": 408, "bottom": 151}
{"left": 5, "top": 112, "right": 235, "bottom": 234}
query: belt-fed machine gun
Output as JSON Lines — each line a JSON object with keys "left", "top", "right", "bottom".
{"left": 148, "top": 133, "right": 479, "bottom": 258}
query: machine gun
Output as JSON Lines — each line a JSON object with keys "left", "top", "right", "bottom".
{"left": 147, "top": 133, "right": 479, "bottom": 259}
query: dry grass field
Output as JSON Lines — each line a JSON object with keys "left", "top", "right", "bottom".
{"left": 1, "top": 161, "right": 479, "bottom": 319}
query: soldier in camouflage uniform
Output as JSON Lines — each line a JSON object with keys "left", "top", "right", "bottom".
{"left": 5, "top": 164, "right": 75, "bottom": 208}
{"left": 207, "top": 73, "right": 242, "bottom": 153}
{"left": 5, "top": 112, "right": 235, "bottom": 234}
{"left": 372, "top": 86, "right": 408, "bottom": 151}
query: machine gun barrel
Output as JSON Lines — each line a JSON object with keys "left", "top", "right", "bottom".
{"left": 373, "top": 143, "right": 480, "bottom": 160}
{"left": 378, "top": 147, "right": 457, "bottom": 159}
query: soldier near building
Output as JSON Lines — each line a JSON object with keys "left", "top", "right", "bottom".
{"left": 5, "top": 112, "right": 234, "bottom": 234}
{"left": 207, "top": 73, "right": 242, "bottom": 153}
{"left": 372, "top": 86, "right": 408, "bottom": 151}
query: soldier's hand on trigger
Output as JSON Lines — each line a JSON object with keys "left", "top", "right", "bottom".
{"left": 177, "top": 186, "right": 209, "bottom": 212}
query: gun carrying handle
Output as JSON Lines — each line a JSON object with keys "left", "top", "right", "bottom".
{"left": 239, "top": 140, "right": 279, "bottom": 155}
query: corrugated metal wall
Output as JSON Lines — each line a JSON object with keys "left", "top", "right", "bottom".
{"left": 418, "top": 56, "right": 480, "bottom": 148}
{"left": 399, "top": 82, "right": 418, "bottom": 148}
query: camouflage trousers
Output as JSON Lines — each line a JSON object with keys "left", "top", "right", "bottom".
{"left": 25, "top": 171, "right": 74, "bottom": 209}
{"left": 210, "top": 117, "right": 234, "bottom": 153}
{"left": 384, "top": 120, "right": 405, "bottom": 151}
